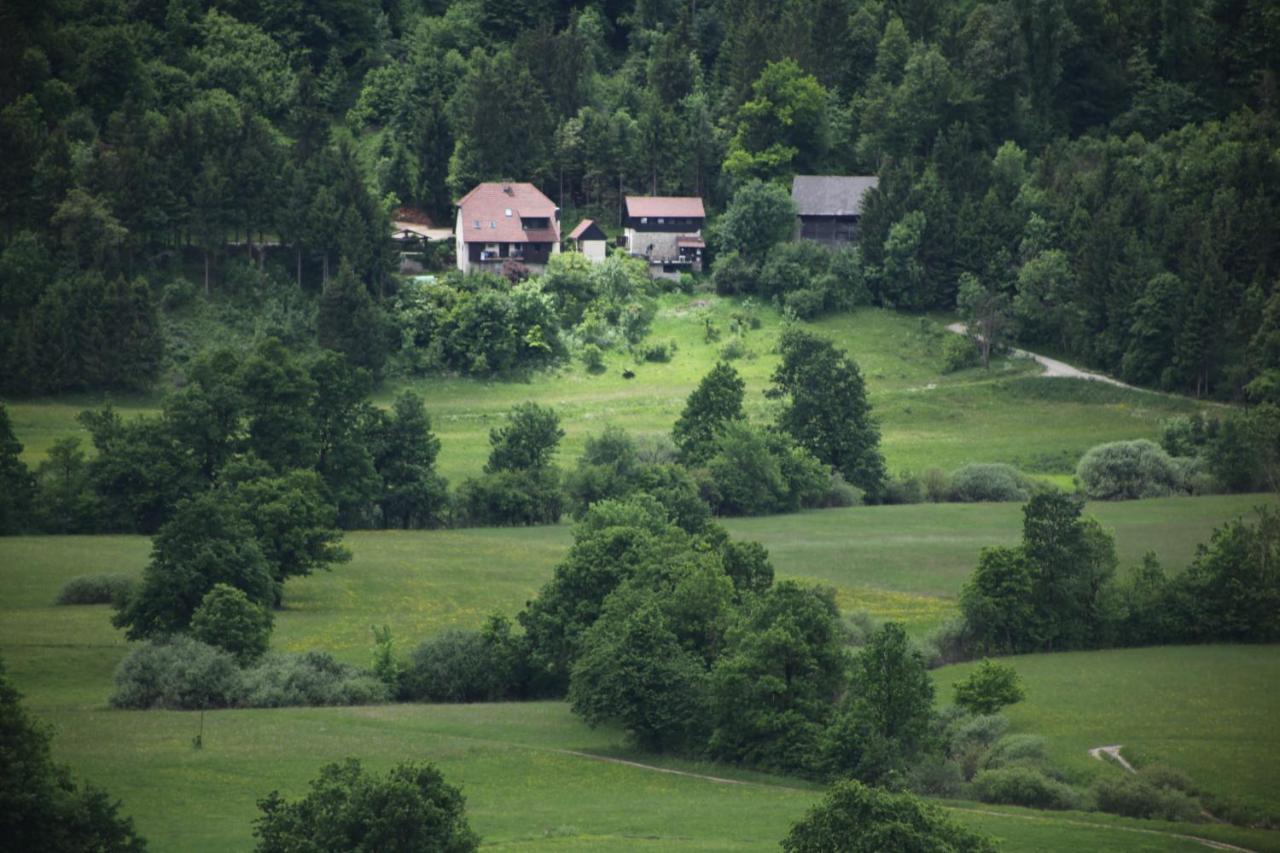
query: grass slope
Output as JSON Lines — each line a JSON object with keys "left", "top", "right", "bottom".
{"left": 936, "top": 646, "right": 1280, "bottom": 818}
{"left": 5, "top": 296, "right": 1207, "bottom": 485}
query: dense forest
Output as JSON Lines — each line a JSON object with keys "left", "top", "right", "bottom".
{"left": 1, "top": 0, "right": 1278, "bottom": 399}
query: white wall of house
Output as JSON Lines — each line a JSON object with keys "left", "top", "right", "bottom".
{"left": 581, "top": 239, "right": 607, "bottom": 261}
{"left": 455, "top": 209, "right": 469, "bottom": 274}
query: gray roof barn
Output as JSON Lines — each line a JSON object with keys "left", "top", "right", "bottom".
{"left": 791, "top": 175, "right": 879, "bottom": 217}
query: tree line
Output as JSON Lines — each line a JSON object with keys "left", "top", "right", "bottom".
{"left": 2, "top": 0, "right": 1277, "bottom": 401}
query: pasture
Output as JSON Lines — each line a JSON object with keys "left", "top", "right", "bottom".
{"left": 3, "top": 495, "right": 1278, "bottom": 851}
{"left": 5, "top": 296, "right": 1206, "bottom": 485}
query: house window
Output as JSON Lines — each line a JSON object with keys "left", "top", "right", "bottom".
{"left": 640, "top": 217, "right": 648, "bottom": 224}
{"left": 505, "top": 208, "right": 512, "bottom": 217}
{"left": 474, "top": 220, "right": 481, "bottom": 229}
{"left": 490, "top": 221, "right": 496, "bottom": 228}
{"left": 657, "top": 217, "right": 664, "bottom": 224}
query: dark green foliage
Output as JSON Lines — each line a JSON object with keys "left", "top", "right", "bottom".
{"left": 190, "top": 584, "right": 273, "bottom": 665}
{"left": 704, "top": 422, "right": 829, "bottom": 516}
{"left": 708, "top": 582, "right": 848, "bottom": 774}
{"left": 711, "top": 180, "right": 796, "bottom": 265}
{"left": 1076, "top": 440, "right": 1185, "bottom": 500}
{"left": 31, "top": 438, "right": 100, "bottom": 533}
{"left": 569, "top": 601, "right": 712, "bottom": 751}
{"left": 55, "top": 573, "right": 134, "bottom": 606}
{"left": 1092, "top": 774, "right": 1201, "bottom": 822}
{"left": 1176, "top": 508, "right": 1280, "bottom": 643}
{"left": 233, "top": 469, "right": 350, "bottom": 593}
{"left": 953, "top": 660, "right": 1025, "bottom": 715}
{"left": 485, "top": 403, "right": 564, "bottom": 474}
{"left": 403, "top": 625, "right": 520, "bottom": 703}
{"left": 771, "top": 329, "right": 886, "bottom": 500}
{"left": 456, "top": 468, "right": 562, "bottom": 527}
{"left": 847, "top": 623, "right": 935, "bottom": 757}
{"left": 0, "top": 404, "right": 35, "bottom": 533}
{"left": 782, "top": 780, "right": 995, "bottom": 853}
{"left": 947, "top": 463, "right": 1032, "bottom": 503}
{"left": 317, "top": 261, "right": 389, "bottom": 374}
{"left": 113, "top": 491, "right": 276, "bottom": 639}
{"left": 1, "top": 660, "right": 147, "bottom": 852}
{"left": 239, "top": 652, "right": 389, "bottom": 708}
{"left": 109, "top": 636, "right": 243, "bottom": 710}
{"left": 254, "top": 759, "right": 478, "bottom": 853}
{"left": 972, "top": 766, "right": 1084, "bottom": 811}
{"left": 673, "top": 362, "right": 745, "bottom": 464}
{"left": 368, "top": 391, "right": 449, "bottom": 529}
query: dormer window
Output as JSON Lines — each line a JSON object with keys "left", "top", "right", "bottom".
{"left": 505, "top": 209, "right": 512, "bottom": 217}
{"left": 490, "top": 221, "right": 496, "bottom": 228}
{"left": 474, "top": 220, "right": 481, "bottom": 229}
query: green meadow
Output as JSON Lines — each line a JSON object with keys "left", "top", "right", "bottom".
{"left": 3, "top": 493, "right": 1279, "bottom": 851}
{"left": 5, "top": 295, "right": 1207, "bottom": 485}
{"left": 3, "top": 298, "right": 1274, "bottom": 851}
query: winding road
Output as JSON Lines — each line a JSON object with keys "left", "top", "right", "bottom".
{"left": 946, "top": 322, "right": 1134, "bottom": 388}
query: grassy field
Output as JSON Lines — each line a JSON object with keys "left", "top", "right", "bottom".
{"left": 936, "top": 646, "right": 1280, "bottom": 819}
{"left": 4, "top": 295, "right": 1208, "bottom": 484}
{"left": 3, "top": 494, "right": 1279, "bottom": 851}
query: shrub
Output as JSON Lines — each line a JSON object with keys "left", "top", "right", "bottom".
{"left": 981, "top": 734, "right": 1047, "bottom": 769}
{"left": 972, "top": 766, "right": 1084, "bottom": 810}
{"left": 636, "top": 340, "right": 676, "bottom": 363}
{"left": 1140, "top": 764, "right": 1195, "bottom": 793}
{"left": 190, "top": 583, "right": 272, "bottom": 665}
{"left": 402, "top": 629, "right": 517, "bottom": 703}
{"left": 782, "top": 780, "right": 996, "bottom": 853}
{"left": 953, "top": 659, "right": 1025, "bottom": 714}
{"left": 823, "top": 473, "right": 864, "bottom": 508}
{"left": 254, "top": 758, "right": 479, "bottom": 853}
{"left": 942, "top": 335, "right": 980, "bottom": 372}
{"left": 920, "top": 467, "right": 951, "bottom": 502}
{"left": 882, "top": 473, "right": 923, "bottom": 504}
{"left": 239, "top": 652, "right": 389, "bottom": 707}
{"left": 456, "top": 469, "right": 562, "bottom": 526}
{"left": 55, "top": 573, "right": 134, "bottom": 606}
{"left": 783, "top": 287, "right": 827, "bottom": 320}
{"left": 1092, "top": 775, "right": 1201, "bottom": 822}
{"left": 905, "top": 754, "right": 965, "bottom": 797}
{"left": 719, "top": 336, "right": 748, "bottom": 361}
{"left": 922, "top": 618, "right": 975, "bottom": 668}
{"left": 110, "top": 636, "right": 243, "bottom": 710}
{"left": 948, "top": 463, "right": 1032, "bottom": 502}
{"left": 580, "top": 343, "right": 605, "bottom": 373}
{"left": 1076, "top": 440, "right": 1185, "bottom": 500}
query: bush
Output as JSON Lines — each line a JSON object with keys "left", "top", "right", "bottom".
{"left": 981, "top": 734, "right": 1047, "bottom": 769}
{"left": 189, "top": 583, "right": 272, "bottom": 665}
{"left": 782, "top": 780, "right": 996, "bottom": 853}
{"left": 55, "top": 573, "right": 134, "bottom": 606}
{"left": 719, "top": 336, "right": 748, "bottom": 361}
{"left": 953, "top": 659, "right": 1025, "bottom": 714}
{"left": 823, "top": 473, "right": 863, "bottom": 508}
{"left": 456, "top": 468, "right": 562, "bottom": 526}
{"left": 942, "top": 335, "right": 981, "bottom": 372}
{"left": 783, "top": 287, "right": 827, "bottom": 319}
{"left": 254, "top": 758, "right": 479, "bottom": 853}
{"left": 110, "top": 636, "right": 243, "bottom": 710}
{"left": 1092, "top": 775, "right": 1201, "bottom": 822}
{"left": 948, "top": 463, "right": 1032, "bottom": 502}
{"left": 922, "top": 618, "right": 975, "bottom": 668}
{"left": 882, "top": 473, "right": 923, "bottom": 504}
{"left": 905, "top": 754, "right": 965, "bottom": 797}
{"left": 972, "top": 766, "right": 1084, "bottom": 810}
{"left": 920, "top": 467, "right": 951, "bottom": 502}
{"left": 240, "top": 651, "right": 389, "bottom": 708}
{"left": 580, "top": 343, "right": 605, "bottom": 373}
{"left": 1076, "top": 440, "right": 1185, "bottom": 500}
{"left": 636, "top": 340, "right": 676, "bottom": 363}
{"left": 402, "top": 629, "right": 517, "bottom": 703}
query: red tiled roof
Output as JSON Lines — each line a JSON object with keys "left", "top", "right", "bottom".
{"left": 676, "top": 236, "right": 705, "bottom": 248}
{"left": 569, "top": 219, "right": 596, "bottom": 240}
{"left": 624, "top": 196, "right": 706, "bottom": 219}
{"left": 457, "top": 183, "right": 560, "bottom": 244}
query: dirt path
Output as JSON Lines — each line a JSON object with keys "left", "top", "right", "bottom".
{"left": 558, "top": 749, "right": 1258, "bottom": 852}
{"left": 1089, "top": 744, "right": 1138, "bottom": 773}
{"left": 946, "top": 323, "right": 1134, "bottom": 388}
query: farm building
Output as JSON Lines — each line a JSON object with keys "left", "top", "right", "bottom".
{"left": 568, "top": 219, "right": 609, "bottom": 261}
{"left": 454, "top": 182, "right": 561, "bottom": 274}
{"left": 791, "top": 175, "right": 878, "bottom": 248}
{"left": 623, "top": 196, "right": 705, "bottom": 277}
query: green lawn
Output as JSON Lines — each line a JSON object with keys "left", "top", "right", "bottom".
{"left": 936, "top": 645, "right": 1280, "bottom": 820}
{"left": 5, "top": 296, "right": 1209, "bottom": 485}
{"left": 4, "top": 495, "right": 1280, "bottom": 851}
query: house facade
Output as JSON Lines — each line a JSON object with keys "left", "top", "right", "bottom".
{"left": 791, "top": 176, "right": 879, "bottom": 248}
{"left": 568, "top": 219, "right": 608, "bottom": 261}
{"left": 454, "top": 182, "right": 561, "bottom": 274}
{"left": 622, "top": 196, "right": 705, "bottom": 277}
